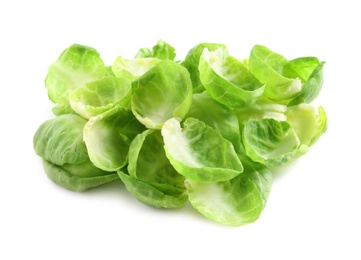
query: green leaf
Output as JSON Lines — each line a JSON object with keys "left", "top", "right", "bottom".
{"left": 186, "top": 157, "right": 272, "bottom": 226}
{"left": 118, "top": 170, "right": 187, "bottom": 208}
{"left": 234, "top": 102, "right": 288, "bottom": 128}
{"left": 286, "top": 104, "right": 327, "bottom": 147}
{"left": 199, "top": 48, "right": 265, "bottom": 107}
{"left": 112, "top": 56, "right": 161, "bottom": 81}
{"left": 43, "top": 160, "right": 119, "bottom": 192}
{"left": 162, "top": 118, "right": 243, "bottom": 182}
{"left": 33, "top": 113, "right": 118, "bottom": 191}
{"left": 45, "top": 44, "right": 106, "bottom": 114}
{"left": 123, "top": 130, "right": 187, "bottom": 208}
{"left": 105, "top": 66, "right": 115, "bottom": 76}
{"left": 249, "top": 45, "right": 302, "bottom": 101}
{"left": 83, "top": 106, "right": 145, "bottom": 172}
{"left": 51, "top": 103, "right": 74, "bottom": 116}
{"left": 240, "top": 156, "right": 272, "bottom": 205}
{"left": 70, "top": 76, "right": 132, "bottom": 119}
{"left": 135, "top": 39, "right": 176, "bottom": 60}
{"left": 131, "top": 60, "right": 192, "bottom": 129}
{"left": 185, "top": 91, "right": 241, "bottom": 152}
{"left": 243, "top": 118, "right": 300, "bottom": 167}
{"left": 128, "top": 130, "right": 185, "bottom": 191}
{"left": 288, "top": 61, "right": 325, "bottom": 106}
{"left": 282, "top": 57, "right": 320, "bottom": 82}
{"left": 33, "top": 114, "right": 88, "bottom": 166}
{"left": 181, "top": 43, "right": 229, "bottom": 93}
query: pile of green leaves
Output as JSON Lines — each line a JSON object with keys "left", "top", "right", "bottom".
{"left": 33, "top": 40, "right": 327, "bottom": 226}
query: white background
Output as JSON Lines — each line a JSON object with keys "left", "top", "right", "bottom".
{"left": 1, "top": 0, "right": 360, "bottom": 259}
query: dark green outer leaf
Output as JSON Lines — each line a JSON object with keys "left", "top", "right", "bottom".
{"left": 118, "top": 171, "right": 187, "bottom": 208}
{"left": 42, "top": 160, "right": 119, "bottom": 192}
{"left": 33, "top": 114, "right": 88, "bottom": 166}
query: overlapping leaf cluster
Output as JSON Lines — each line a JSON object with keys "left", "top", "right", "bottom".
{"left": 33, "top": 40, "right": 327, "bottom": 226}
